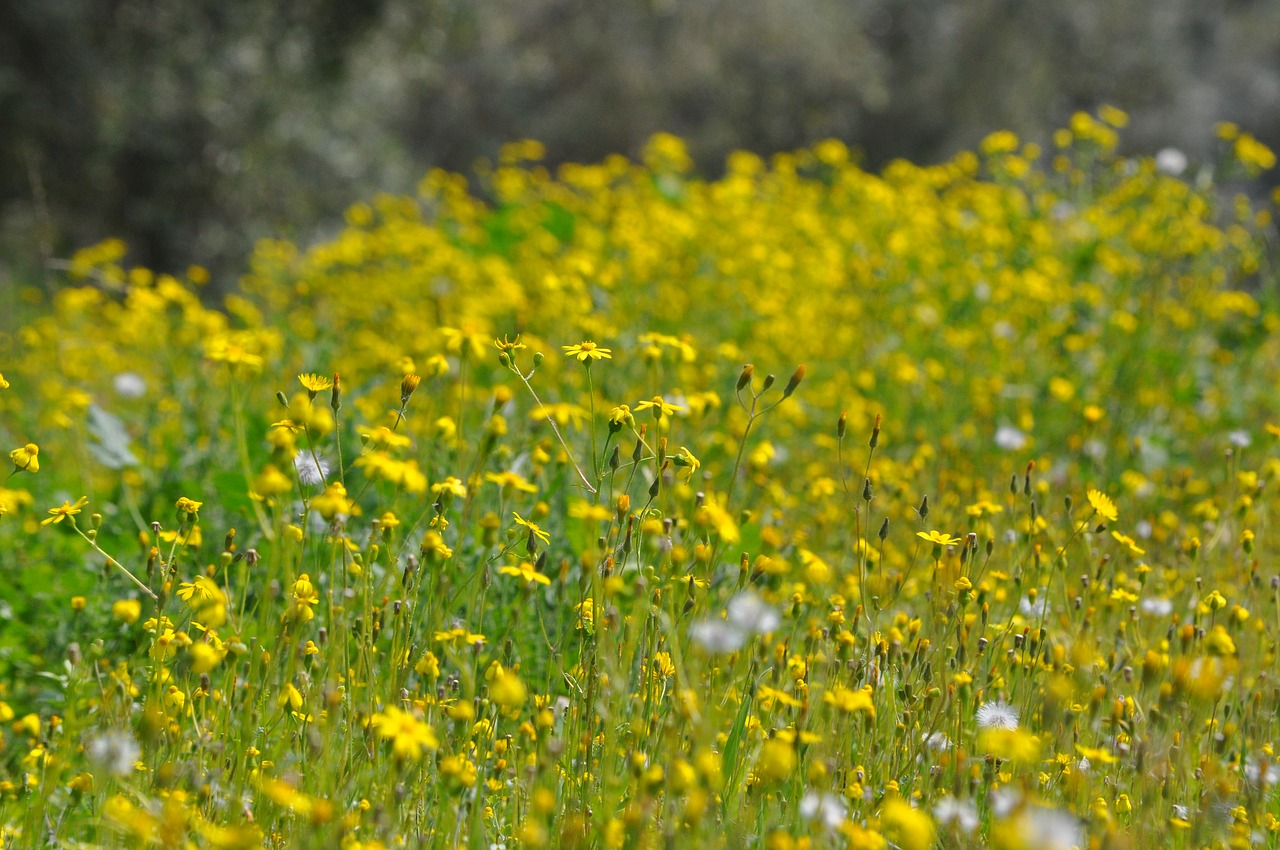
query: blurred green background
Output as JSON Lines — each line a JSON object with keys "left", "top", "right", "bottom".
{"left": 3, "top": 0, "right": 1279, "bottom": 286}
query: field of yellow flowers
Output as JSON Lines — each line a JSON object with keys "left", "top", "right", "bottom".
{"left": 1, "top": 109, "right": 1279, "bottom": 849}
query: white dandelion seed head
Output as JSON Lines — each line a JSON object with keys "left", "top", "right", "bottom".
{"left": 294, "top": 451, "right": 330, "bottom": 486}
{"left": 1141, "top": 597, "right": 1173, "bottom": 617}
{"left": 989, "top": 787, "right": 1022, "bottom": 817}
{"left": 112, "top": 372, "right": 147, "bottom": 399}
{"left": 1019, "top": 596, "right": 1047, "bottom": 618}
{"left": 1018, "top": 805, "right": 1086, "bottom": 850}
{"left": 86, "top": 730, "right": 141, "bottom": 777}
{"left": 995, "top": 425, "right": 1028, "bottom": 451}
{"left": 1155, "top": 147, "right": 1189, "bottom": 176}
{"left": 933, "top": 796, "right": 979, "bottom": 833}
{"left": 1245, "top": 755, "right": 1280, "bottom": 787}
{"left": 976, "top": 700, "right": 1019, "bottom": 730}
{"left": 922, "top": 731, "right": 951, "bottom": 752}
{"left": 800, "top": 791, "right": 846, "bottom": 830}
{"left": 726, "top": 591, "right": 781, "bottom": 635}
{"left": 690, "top": 619, "right": 745, "bottom": 653}
{"left": 1229, "top": 430, "right": 1251, "bottom": 448}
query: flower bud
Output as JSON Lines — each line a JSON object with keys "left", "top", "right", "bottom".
{"left": 782, "top": 364, "right": 806, "bottom": 398}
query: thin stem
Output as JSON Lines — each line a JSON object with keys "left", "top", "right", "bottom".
{"left": 71, "top": 519, "right": 157, "bottom": 600}
{"left": 512, "top": 366, "right": 596, "bottom": 495}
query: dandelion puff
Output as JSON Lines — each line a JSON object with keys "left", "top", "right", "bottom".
{"left": 86, "top": 730, "right": 141, "bottom": 776}
{"left": 933, "top": 796, "right": 978, "bottom": 834}
{"left": 1140, "top": 597, "right": 1173, "bottom": 617}
{"left": 1019, "top": 596, "right": 1046, "bottom": 618}
{"left": 112, "top": 372, "right": 147, "bottom": 398}
{"left": 800, "top": 791, "right": 846, "bottom": 830}
{"left": 995, "top": 425, "right": 1028, "bottom": 451}
{"left": 1155, "top": 147, "right": 1188, "bottom": 176}
{"left": 976, "top": 700, "right": 1019, "bottom": 730}
{"left": 990, "top": 787, "right": 1022, "bottom": 817}
{"left": 922, "top": 731, "right": 951, "bottom": 752}
{"left": 294, "top": 451, "right": 329, "bottom": 486}
{"left": 690, "top": 619, "right": 745, "bottom": 653}
{"left": 1018, "top": 805, "right": 1086, "bottom": 850}
{"left": 726, "top": 591, "right": 781, "bottom": 634}
{"left": 1245, "top": 755, "right": 1280, "bottom": 787}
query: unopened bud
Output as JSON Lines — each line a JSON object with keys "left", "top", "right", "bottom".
{"left": 737, "top": 364, "right": 754, "bottom": 392}
{"left": 869, "top": 413, "right": 882, "bottom": 449}
{"left": 782, "top": 364, "right": 806, "bottom": 398}
{"left": 330, "top": 373, "right": 342, "bottom": 411}
{"left": 401, "top": 373, "right": 422, "bottom": 402}
{"left": 837, "top": 411, "right": 848, "bottom": 440}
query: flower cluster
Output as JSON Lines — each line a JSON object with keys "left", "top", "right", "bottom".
{"left": 0, "top": 110, "right": 1276, "bottom": 848}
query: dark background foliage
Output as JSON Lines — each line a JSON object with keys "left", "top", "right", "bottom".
{"left": 3, "top": 0, "right": 1278, "bottom": 284}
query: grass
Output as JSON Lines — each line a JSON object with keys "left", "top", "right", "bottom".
{"left": 0, "top": 110, "right": 1278, "bottom": 849}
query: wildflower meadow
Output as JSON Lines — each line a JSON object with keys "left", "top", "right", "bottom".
{"left": 3, "top": 110, "right": 1280, "bottom": 849}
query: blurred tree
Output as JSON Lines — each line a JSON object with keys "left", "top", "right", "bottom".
{"left": 1, "top": 0, "right": 1277, "bottom": 286}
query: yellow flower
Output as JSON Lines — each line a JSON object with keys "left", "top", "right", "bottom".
{"left": 175, "top": 496, "right": 203, "bottom": 516}
{"left": 487, "top": 664, "right": 528, "bottom": 707}
{"left": 879, "top": 799, "right": 935, "bottom": 850}
{"left": 431, "top": 476, "right": 468, "bottom": 499}
{"left": 512, "top": 511, "right": 551, "bottom": 545}
{"left": 672, "top": 446, "right": 701, "bottom": 479}
{"left": 607, "top": 404, "right": 633, "bottom": 429}
{"left": 916, "top": 530, "right": 963, "bottom": 546}
{"left": 493, "top": 334, "right": 526, "bottom": 356}
{"left": 754, "top": 738, "right": 797, "bottom": 784}
{"left": 977, "top": 728, "right": 1042, "bottom": 763}
{"left": 562, "top": 340, "right": 612, "bottom": 361}
{"left": 9, "top": 443, "right": 39, "bottom": 474}
{"left": 42, "top": 496, "right": 89, "bottom": 526}
{"left": 298, "top": 373, "right": 334, "bottom": 394}
{"left": 499, "top": 561, "right": 552, "bottom": 586}
{"left": 484, "top": 470, "right": 538, "bottom": 494}
{"left": 112, "top": 599, "right": 142, "bottom": 624}
{"left": 635, "top": 395, "right": 683, "bottom": 418}
{"left": 1086, "top": 488, "right": 1118, "bottom": 522}
{"left": 1110, "top": 530, "right": 1145, "bottom": 555}
{"left": 823, "top": 684, "right": 876, "bottom": 717}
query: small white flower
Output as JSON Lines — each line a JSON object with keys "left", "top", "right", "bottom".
{"left": 1229, "top": 430, "right": 1251, "bottom": 448}
{"left": 800, "top": 791, "right": 846, "bottom": 829}
{"left": 726, "top": 591, "right": 781, "bottom": 634}
{"left": 294, "top": 450, "right": 330, "bottom": 486}
{"left": 1155, "top": 147, "right": 1188, "bottom": 176}
{"left": 922, "top": 731, "right": 951, "bottom": 751}
{"left": 690, "top": 619, "right": 745, "bottom": 653}
{"left": 976, "top": 700, "right": 1019, "bottom": 730}
{"left": 995, "top": 425, "right": 1028, "bottom": 451}
{"left": 934, "top": 796, "right": 978, "bottom": 833}
{"left": 1019, "top": 805, "right": 1086, "bottom": 850}
{"left": 1140, "top": 597, "right": 1173, "bottom": 617}
{"left": 112, "top": 372, "right": 147, "bottom": 399}
{"left": 989, "top": 787, "right": 1022, "bottom": 817}
{"left": 86, "top": 730, "right": 141, "bottom": 776}
{"left": 1245, "top": 755, "right": 1280, "bottom": 787}
{"left": 1019, "top": 596, "right": 1046, "bottom": 618}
